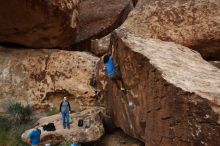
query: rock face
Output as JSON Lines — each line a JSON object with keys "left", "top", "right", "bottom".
{"left": 22, "top": 107, "right": 105, "bottom": 145}
{"left": 122, "top": 0, "right": 220, "bottom": 60}
{"left": 97, "top": 130, "right": 144, "bottom": 146}
{"left": 0, "top": 48, "right": 98, "bottom": 112}
{"left": 97, "top": 28, "right": 220, "bottom": 146}
{"left": 74, "top": 0, "right": 133, "bottom": 44}
{"left": 0, "top": 0, "right": 80, "bottom": 48}
{"left": 91, "top": 34, "right": 111, "bottom": 56}
{"left": 210, "top": 61, "right": 220, "bottom": 69}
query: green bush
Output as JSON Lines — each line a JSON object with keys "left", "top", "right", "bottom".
{"left": 0, "top": 116, "right": 29, "bottom": 146}
{"left": 1, "top": 103, "right": 34, "bottom": 146}
{"left": 8, "top": 103, "right": 32, "bottom": 124}
{"left": 0, "top": 116, "right": 10, "bottom": 131}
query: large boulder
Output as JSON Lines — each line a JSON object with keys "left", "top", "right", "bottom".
{"left": 97, "top": 28, "right": 220, "bottom": 146}
{"left": 209, "top": 61, "right": 220, "bottom": 69}
{"left": 0, "top": 48, "right": 98, "bottom": 112}
{"left": 122, "top": 0, "right": 220, "bottom": 60}
{"left": 90, "top": 34, "right": 111, "bottom": 56}
{"left": 0, "top": 0, "right": 80, "bottom": 48}
{"left": 74, "top": 0, "right": 133, "bottom": 44}
{"left": 22, "top": 107, "right": 105, "bottom": 145}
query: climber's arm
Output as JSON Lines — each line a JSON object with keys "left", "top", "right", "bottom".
{"left": 111, "top": 46, "right": 115, "bottom": 57}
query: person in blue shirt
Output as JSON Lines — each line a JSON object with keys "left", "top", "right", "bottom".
{"left": 28, "top": 127, "right": 41, "bottom": 146}
{"left": 103, "top": 45, "right": 126, "bottom": 93}
{"left": 71, "top": 136, "right": 81, "bottom": 146}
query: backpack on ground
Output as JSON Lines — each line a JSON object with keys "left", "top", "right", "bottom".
{"left": 78, "top": 119, "right": 83, "bottom": 127}
{"left": 42, "top": 123, "right": 56, "bottom": 131}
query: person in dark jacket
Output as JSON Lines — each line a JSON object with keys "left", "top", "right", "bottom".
{"left": 60, "top": 97, "right": 71, "bottom": 129}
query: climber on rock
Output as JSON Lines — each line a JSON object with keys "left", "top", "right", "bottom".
{"left": 103, "top": 44, "right": 127, "bottom": 93}
{"left": 60, "top": 96, "right": 71, "bottom": 129}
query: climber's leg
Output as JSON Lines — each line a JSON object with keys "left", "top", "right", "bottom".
{"left": 110, "top": 71, "right": 127, "bottom": 93}
{"left": 114, "top": 79, "right": 122, "bottom": 89}
{"left": 110, "top": 71, "right": 121, "bottom": 89}
{"left": 117, "top": 79, "right": 127, "bottom": 93}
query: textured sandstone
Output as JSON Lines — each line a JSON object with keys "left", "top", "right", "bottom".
{"left": 0, "top": 48, "right": 98, "bottom": 112}
{"left": 22, "top": 107, "right": 105, "bottom": 145}
{"left": 97, "top": 130, "right": 144, "bottom": 146}
{"left": 210, "top": 61, "right": 220, "bottom": 69}
{"left": 97, "top": 28, "right": 220, "bottom": 146}
{"left": 74, "top": 0, "right": 133, "bottom": 44}
{"left": 123, "top": 0, "right": 220, "bottom": 60}
{"left": 0, "top": 0, "right": 80, "bottom": 48}
{"left": 91, "top": 34, "right": 111, "bottom": 56}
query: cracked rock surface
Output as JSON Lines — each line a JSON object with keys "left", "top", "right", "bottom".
{"left": 123, "top": 0, "right": 220, "bottom": 60}
{"left": 97, "top": 28, "right": 220, "bottom": 146}
{"left": 75, "top": 0, "right": 133, "bottom": 44}
{"left": 0, "top": 48, "right": 98, "bottom": 112}
{"left": 0, "top": 0, "right": 80, "bottom": 48}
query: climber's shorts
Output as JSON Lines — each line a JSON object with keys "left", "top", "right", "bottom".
{"left": 109, "top": 71, "right": 122, "bottom": 81}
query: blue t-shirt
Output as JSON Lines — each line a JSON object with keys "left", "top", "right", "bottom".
{"left": 28, "top": 129, "right": 41, "bottom": 145}
{"left": 105, "top": 56, "right": 116, "bottom": 76}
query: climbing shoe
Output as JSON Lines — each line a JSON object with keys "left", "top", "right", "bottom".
{"left": 120, "top": 88, "right": 128, "bottom": 94}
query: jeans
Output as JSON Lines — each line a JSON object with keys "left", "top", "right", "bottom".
{"left": 62, "top": 111, "right": 70, "bottom": 128}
